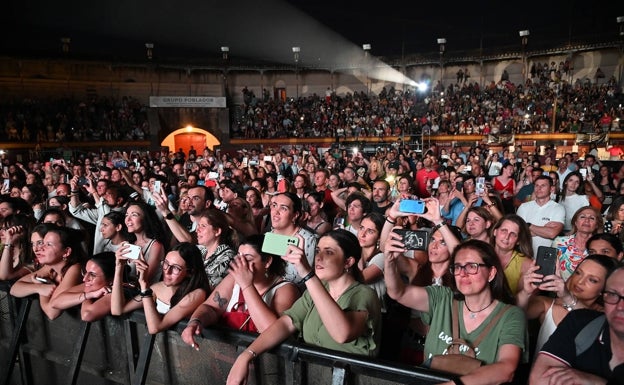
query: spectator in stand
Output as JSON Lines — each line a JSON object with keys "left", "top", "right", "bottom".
{"left": 491, "top": 161, "right": 516, "bottom": 214}
{"left": 603, "top": 196, "right": 624, "bottom": 243}
{"left": 517, "top": 176, "right": 565, "bottom": 256}
{"left": 414, "top": 157, "right": 438, "bottom": 198}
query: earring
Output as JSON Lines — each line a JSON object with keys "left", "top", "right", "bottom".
{"left": 264, "top": 270, "right": 269, "bottom": 279}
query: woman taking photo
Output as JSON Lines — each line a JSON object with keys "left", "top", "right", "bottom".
{"left": 517, "top": 254, "right": 619, "bottom": 353}
{"left": 111, "top": 242, "right": 209, "bottom": 334}
{"left": 50, "top": 252, "right": 116, "bottom": 322}
{"left": 181, "top": 234, "right": 300, "bottom": 349}
{"left": 384, "top": 238, "right": 526, "bottom": 385}
{"left": 226, "top": 230, "right": 382, "bottom": 384}
{"left": 10, "top": 225, "right": 85, "bottom": 320}
{"left": 552, "top": 206, "right": 603, "bottom": 281}
{"left": 268, "top": 192, "right": 317, "bottom": 283}
{"left": 603, "top": 196, "right": 624, "bottom": 243}
{"left": 195, "top": 209, "right": 237, "bottom": 288}
{"left": 121, "top": 201, "right": 167, "bottom": 285}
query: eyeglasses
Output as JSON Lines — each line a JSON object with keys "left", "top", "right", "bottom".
{"left": 602, "top": 291, "right": 624, "bottom": 305}
{"left": 162, "top": 260, "right": 186, "bottom": 275}
{"left": 81, "top": 268, "right": 102, "bottom": 280}
{"left": 450, "top": 263, "right": 488, "bottom": 275}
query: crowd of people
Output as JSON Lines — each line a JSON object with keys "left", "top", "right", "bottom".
{"left": 233, "top": 70, "right": 622, "bottom": 139}
{"left": 1, "top": 134, "right": 624, "bottom": 383}
{"left": 1, "top": 96, "right": 150, "bottom": 143}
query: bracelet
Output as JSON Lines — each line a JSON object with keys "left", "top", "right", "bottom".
{"left": 188, "top": 317, "right": 202, "bottom": 326}
{"left": 246, "top": 349, "right": 257, "bottom": 359}
{"left": 432, "top": 222, "right": 447, "bottom": 232}
{"left": 139, "top": 288, "right": 153, "bottom": 298}
{"left": 3, "top": 244, "right": 12, "bottom": 248}
{"left": 71, "top": 190, "right": 79, "bottom": 193}
{"left": 299, "top": 271, "right": 315, "bottom": 284}
{"left": 386, "top": 217, "right": 396, "bottom": 225}
{"left": 241, "top": 284, "right": 253, "bottom": 292}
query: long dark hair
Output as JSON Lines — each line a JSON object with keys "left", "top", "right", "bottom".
{"left": 169, "top": 242, "right": 210, "bottom": 307}
{"left": 320, "top": 229, "right": 363, "bottom": 283}
{"left": 102, "top": 211, "right": 135, "bottom": 243}
{"left": 239, "top": 234, "right": 286, "bottom": 278}
{"left": 1, "top": 213, "right": 35, "bottom": 259}
{"left": 45, "top": 225, "right": 86, "bottom": 276}
{"left": 198, "top": 209, "right": 234, "bottom": 248}
{"left": 124, "top": 201, "right": 168, "bottom": 250}
{"left": 89, "top": 252, "right": 116, "bottom": 284}
{"left": 450, "top": 239, "right": 514, "bottom": 304}
{"left": 491, "top": 214, "right": 534, "bottom": 259}
{"left": 560, "top": 171, "right": 585, "bottom": 201}
{"left": 572, "top": 254, "right": 621, "bottom": 306}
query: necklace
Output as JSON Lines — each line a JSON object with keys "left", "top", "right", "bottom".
{"left": 464, "top": 298, "right": 495, "bottom": 319}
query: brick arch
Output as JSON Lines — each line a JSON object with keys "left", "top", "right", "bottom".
{"left": 161, "top": 127, "right": 221, "bottom": 154}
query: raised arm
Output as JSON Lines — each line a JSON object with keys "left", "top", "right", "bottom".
{"left": 330, "top": 187, "right": 348, "bottom": 211}
{"left": 152, "top": 190, "right": 194, "bottom": 243}
{"left": 383, "top": 229, "right": 430, "bottom": 312}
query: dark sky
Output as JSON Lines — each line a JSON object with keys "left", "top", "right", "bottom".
{"left": 1, "top": 0, "right": 622, "bottom": 64}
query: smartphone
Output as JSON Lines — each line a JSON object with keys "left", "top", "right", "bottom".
{"left": 242, "top": 157, "right": 249, "bottom": 167}
{"left": 2, "top": 166, "right": 7, "bottom": 174}
{"left": 476, "top": 177, "right": 485, "bottom": 195}
{"left": 2, "top": 179, "right": 9, "bottom": 190}
{"left": 464, "top": 165, "right": 472, "bottom": 172}
{"left": 535, "top": 246, "right": 558, "bottom": 283}
{"left": 263, "top": 156, "right": 272, "bottom": 162}
{"left": 35, "top": 276, "right": 52, "bottom": 284}
{"left": 153, "top": 180, "right": 161, "bottom": 193}
{"left": 455, "top": 181, "right": 464, "bottom": 191}
{"left": 124, "top": 243, "right": 142, "bottom": 260}
{"left": 579, "top": 168, "right": 587, "bottom": 180}
{"left": 277, "top": 179, "right": 288, "bottom": 193}
{"left": 261, "top": 233, "right": 299, "bottom": 256}
{"left": 393, "top": 229, "right": 429, "bottom": 251}
{"left": 208, "top": 172, "right": 219, "bottom": 180}
{"left": 399, "top": 199, "right": 426, "bottom": 214}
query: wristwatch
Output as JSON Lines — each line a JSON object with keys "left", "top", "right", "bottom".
{"left": 165, "top": 212, "right": 175, "bottom": 220}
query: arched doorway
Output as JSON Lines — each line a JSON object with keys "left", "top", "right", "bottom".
{"left": 161, "top": 126, "right": 221, "bottom": 156}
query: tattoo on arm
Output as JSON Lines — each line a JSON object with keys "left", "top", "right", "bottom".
{"left": 212, "top": 291, "right": 227, "bottom": 308}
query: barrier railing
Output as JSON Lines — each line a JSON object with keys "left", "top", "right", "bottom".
{"left": 0, "top": 288, "right": 451, "bottom": 385}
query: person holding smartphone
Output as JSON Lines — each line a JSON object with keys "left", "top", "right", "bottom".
{"left": 227, "top": 230, "right": 381, "bottom": 384}
{"left": 518, "top": 254, "right": 619, "bottom": 354}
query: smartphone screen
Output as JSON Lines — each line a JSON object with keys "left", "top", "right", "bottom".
{"left": 261, "top": 233, "right": 299, "bottom": 256}
{"left": 399, "top": 199, "right": 426, "bottom": 214}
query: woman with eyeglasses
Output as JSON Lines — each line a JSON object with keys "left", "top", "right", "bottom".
{"left": 10, "top": 225, "right": 86, "bottom": 320}
{"left": 111, "top": 242, "right": 209, "bottom": 334}
{"left": 384, "top": 238, "right": 526, "bottom": 385}
{"left": 48, "top": 252, "right": 116, "bottom": 322}
{"left": 0, "top": 213, "right": 36, "bottom": 280}
{"left": 517, "top": 254, "right": 619, "bottom": 354}
{"left": 181, "top": 234, "right": 300, "bottom": 350}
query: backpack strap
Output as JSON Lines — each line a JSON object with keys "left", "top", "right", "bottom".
{"left": 451, "top": 299, "right": 461, "bottom": 340}
{"left": 575, "top": 314, "right": 606, "bottom": 356}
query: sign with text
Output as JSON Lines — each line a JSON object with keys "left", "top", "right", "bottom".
{"left": 149, "top": 96, "right": 226, "bottom": 108}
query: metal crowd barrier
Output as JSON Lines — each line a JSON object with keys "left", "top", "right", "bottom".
{"left": 0, "top": 285, "right": 451, "bottom": 385}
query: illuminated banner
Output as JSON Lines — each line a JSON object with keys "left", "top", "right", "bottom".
{"left": 149, "top": 96, "right": 226, "bottom": 108}
{"left": 576, "top": 133, "right": 608, "bottom": 144}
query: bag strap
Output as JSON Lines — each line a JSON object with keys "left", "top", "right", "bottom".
{"left": 453, "top": 300, "right": 511, "bottom": 348}
{"left": 472, "top": 304, "right": 511, "bottom": 348}
{"left": 575, "top": 314, "right": 606, "bottom": 356}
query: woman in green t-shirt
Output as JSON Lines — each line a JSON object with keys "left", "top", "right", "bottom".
{"left": 385, "top": 236, "right": 526, "bottom": 385}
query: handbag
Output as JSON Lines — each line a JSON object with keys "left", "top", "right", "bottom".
{"left": 429, "top": 299, "right": 510, "bottom": 376}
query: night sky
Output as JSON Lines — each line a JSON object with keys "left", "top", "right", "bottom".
{"left": 1, "top": 0, "right": 622, "bottom": 63}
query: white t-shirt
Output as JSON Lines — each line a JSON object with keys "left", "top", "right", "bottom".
{"left": 560, "top": 194, "right": 590, "bottom": 231}
{"left": 517, "top": 199, "right": 565, "bottom": 255}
